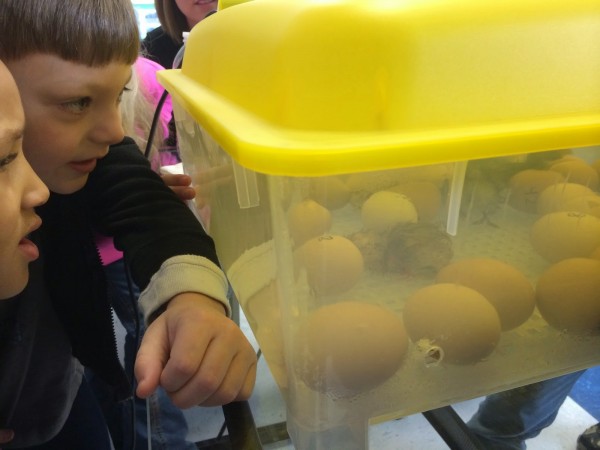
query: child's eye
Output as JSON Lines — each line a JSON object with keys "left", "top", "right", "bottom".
{"left": 0, "top": 152, "right": 18, "bottom": 172}
{"left": 118, "top": 86, "right": 132, "bottom": 104}
{"left": 61, "top": 97, "right": 92, "bottom": 114}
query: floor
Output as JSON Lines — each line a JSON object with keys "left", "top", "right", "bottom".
{"left": 175, "top": 310, "right": 600, "bottom": 450}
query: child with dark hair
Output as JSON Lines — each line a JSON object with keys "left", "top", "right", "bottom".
{"left": 0, "top": 1, "right": 256, "bottom": 448}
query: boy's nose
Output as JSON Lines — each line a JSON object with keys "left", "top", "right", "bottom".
{"left": 94, "top": 108, "right": 126, "bottom": 145}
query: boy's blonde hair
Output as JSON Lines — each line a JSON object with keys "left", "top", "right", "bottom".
{"left": 0, "top": 0, "right": 139, "bottom": 65}
{"left": 120, "top": 68, "right": 164, "bottom": 161}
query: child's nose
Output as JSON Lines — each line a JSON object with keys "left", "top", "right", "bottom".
{"left": 24, "top": 158, "right": 49, "bottom": 208}
{"left": 94, "top": 108, "right": 126, "bottom": 145}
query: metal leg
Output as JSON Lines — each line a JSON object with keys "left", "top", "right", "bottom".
{"left": 422, "top": 405, "right": 486, "bottom": 450}
{"left": 222, "top": 401, "right": 264, "bottom": 450}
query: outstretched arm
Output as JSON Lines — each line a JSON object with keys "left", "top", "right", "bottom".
{"left": 135, "top": 292, "right": 256, "bottom": 407}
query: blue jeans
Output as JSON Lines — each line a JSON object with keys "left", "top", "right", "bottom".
{"left": 467, "top": 371, "right": 586, "bottom": 450}
{"left": 94, "top": 259, "right": 196, "bottom": 450}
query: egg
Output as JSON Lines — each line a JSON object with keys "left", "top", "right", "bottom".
{"left": 287, "top": 199, "right": 332, "bottom": 246}
{"left": 403, "top": 283, "right": 501, "bottom": 364}
{"left": 308, "top": 177, "right": 351, "bottom": 210}
{"left": 293, "top": 301, "right": 408, "bottom": 394}
{"left": 536, "top": 258, "right": 600, "bottom": 333}
{"left": 361, "top": 191, "right": 418, "bottom": 232}
{"left": 537, "top": 182, "right": 596, "bottom": 215}
{"left": 530, "top": 211, "right": 600, "bottom": 262}
{"left": 295, "top": 235, "right": 364, "bottom": 295}
{"left": 436, "top": 258, "right": 535, "bottom": 330}
{"left": 507, "top": 169, "right": 565, "bottom": 213}
{"left": 560, "top": 195, "right": 600, "bottom": 218}
{"left": 549, "top": 159, "right": 599, "bottom": 190}
{"left": 390, "top": 181, "right": 442, "bottom": 222}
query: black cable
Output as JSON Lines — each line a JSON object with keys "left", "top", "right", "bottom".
{"left": 144, "top": 88, "right": 170, "bottom": 159}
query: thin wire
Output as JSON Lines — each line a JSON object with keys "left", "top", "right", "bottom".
{"left": 146, "top": 397, "right": 153, "bottom": 450}
{"left": 124, "top": 262, "right": 141, "bottom": 450}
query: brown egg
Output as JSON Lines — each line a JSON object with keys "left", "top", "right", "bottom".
{"left": 549, "top": 160, "right": 599, "bottom": 190}
{"left": 293, "top": 301, "right": 408, "bottom": 394}
{"left": 436, "top": 258, "right": 535, "bottom": 330}
{"left": 530, "top": 211, "right": 600, "bottom": 262}
{"left": 548, "top": 154, "right": 586, "bottom": 165}
{"left": 287, "top": 199, "right": 332, "bottom": 246}
{"left": 361, "top": 191, "right": 418, "bottom": 232}
{"left": 403, "top": 283, "right": 501, "bottom": 364}
{"left": 536, "top": 258, "right": 600, "bottom": 333}
{"left": 390, "top": 181, "right": 442, "bottom": 222}
{"left": 560, "top": 195, "right": 600, "bottom": 218}
{"left": 508, "top": 169, "right": 565, "bottom": 213}
{"left": 308, "top": 177, "right": 351, "bottom": 210}
{"left": 537, "top": 182, "right": 596, "bottom": 215}
{"left": 295, "top": 235, "right": 364, "bottom": 295}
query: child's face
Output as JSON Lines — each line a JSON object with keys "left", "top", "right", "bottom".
{"left": 0, "top": 62, "right": 49, "bottom": 299}
{"left": 6, "top": 54, "right": 132, "bottom": 194}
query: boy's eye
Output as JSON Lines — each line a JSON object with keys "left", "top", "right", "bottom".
{"left": 61, "top": 97, "right": 92, "bottom": 113}
{"left": 118, "top": 86, "right": 132, "bottom": 104}
{"left": 0, "top": 152, "right": 18, "bottom": 172}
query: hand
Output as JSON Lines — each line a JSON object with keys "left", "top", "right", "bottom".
{"left": 161, "top": 173, "right": 196, "bottom": 201}
{"left": 134, "top": 293, "right": 257, "bottom": 408}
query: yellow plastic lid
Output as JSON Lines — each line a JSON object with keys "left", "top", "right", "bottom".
{"left": 159, "top": 0, "right": 600, "bottom": 176}
{"left": 217, "top": 0, "right": 253, "bottom": 10}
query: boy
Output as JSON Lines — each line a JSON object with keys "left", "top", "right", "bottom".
{"left": 0, "top": 0, "right": 256, "bottom": 447}
{"left": 0, "top": 61, "right": 49, "bottom": 301}
{"left": 0, "top": 58, "right": 49, "bottom": 448}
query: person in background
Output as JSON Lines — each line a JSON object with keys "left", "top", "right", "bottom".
{"left": 0, "top": 0, "right": 256, "bottom": 447}
{"left": 143, "top": 0, "right": 218, "bottom": 70}
{"left": 143, "top": 0, "right": 218, "bottom": 152}
{"left": 467, "top": 370, "right": 600, "bottom": 449}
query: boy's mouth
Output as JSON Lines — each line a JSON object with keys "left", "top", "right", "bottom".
{"left": 68, "top": 158, "right": 98, "bottom": 174}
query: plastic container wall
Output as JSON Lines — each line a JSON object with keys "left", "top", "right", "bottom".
{"left": 160, "top": 1, "right": 600, "bottom": 447}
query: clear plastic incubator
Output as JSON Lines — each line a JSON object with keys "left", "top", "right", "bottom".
{"left": 158, "top": 0, "right": 600, "bottom": 448}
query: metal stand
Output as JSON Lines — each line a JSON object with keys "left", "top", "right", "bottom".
{"left": 422, "top": 406, "right": 486, "bottom": 450}
{"left": 197, "top": 402, "right": 485, "bottom": 449}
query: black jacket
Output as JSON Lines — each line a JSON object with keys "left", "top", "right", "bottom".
{"left": 142, "top": 26, "right": 182, "bottom": 70}
{"left": 2, "top": 137, "right": 223, "bottom": 445}
{"left": 40, "top": 136, "right": 222, "bottom": 395}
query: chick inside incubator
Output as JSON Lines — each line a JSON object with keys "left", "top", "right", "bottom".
{"left": 349, "top": 223, "right": 453, "bottom": 276}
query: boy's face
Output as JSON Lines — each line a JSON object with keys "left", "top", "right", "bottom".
{"left": 0, "top": 62, "right": 49, "bottom": 299}
{"left": 6, "top": 54, "right": 132, "bottom": 194}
